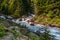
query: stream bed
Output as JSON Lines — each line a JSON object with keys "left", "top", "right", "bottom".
{"left": 12, "top": 19, "right": 60, "bottom": 40}
{"left": 0, "top": 15, "right": 60, "bottom": 40}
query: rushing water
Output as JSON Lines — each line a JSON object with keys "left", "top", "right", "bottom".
{"left": 11, "top": 18, "right": 60, "bottom": 40}
{"left": 0, "top": 15, "right": 60, "bottom": 40}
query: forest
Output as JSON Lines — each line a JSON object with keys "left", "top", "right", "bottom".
{"left": 0, "top": 0, "right": 60, "bottom": 27}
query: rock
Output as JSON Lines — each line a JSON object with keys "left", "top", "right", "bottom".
{"left": 20, "top": 36, "right": 28, "bottom": 40}
{"left": 16, "top": 37, "right": 20, "bottom": 40}
{"left": 29, "top": 22, "right": 35, "bottom": 26}
{"left": 0, "top": 33, "right": 14, "bottom": 40}
{"left": 2, "top": 21, "right": 10, "bottom": 27}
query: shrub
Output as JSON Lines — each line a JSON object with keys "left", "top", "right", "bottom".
{"left": 0, "top": 23, "right": 5, "bottom": 37}
{"left": 11, "top": 29, "right": 20, "bottom": 38}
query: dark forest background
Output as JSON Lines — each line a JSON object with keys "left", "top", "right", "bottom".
{"left": 0, "top": 0, "right": 60, "bottom": 26}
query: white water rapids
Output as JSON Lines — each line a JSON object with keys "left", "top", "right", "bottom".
{"left": 12, "top": 18, "right": 60, "bottom": 40}
{"left": 0, "top": 15, "right": 60, "bottom": 40}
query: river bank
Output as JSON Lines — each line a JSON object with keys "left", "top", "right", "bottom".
{"left": 31, "top": 16, "right": 60, "bottom": 28}
{"left": 0, "top": 14, "right": 60, "bottom": 40}
{"left": 0, "top": 14, "right": 60, "bottom": 28}
{"left": 13, "top": 18, "right": 60, "bottom": 40}
{"left": 39, "top": 23, "right": 60, "bottom": 28}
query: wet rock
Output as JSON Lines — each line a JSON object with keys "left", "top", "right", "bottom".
{"left": 29, "top": 22, "right": 35, "bottom": 26}
{"left": 20, "top": 36, "right": 28, "bottom": 40}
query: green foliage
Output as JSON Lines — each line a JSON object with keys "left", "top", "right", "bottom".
{"left": 27, "top": 32, "right": 39, "bottom": 40}
{"left": 12, "top": 38, "right": 16, "bottom": 40}
{"left": 32, "top": 0, "right": 60, "bottom": 26}
{"left": 0, "top": 18, "right": 3, "bottom": 22}
{"left": 0, "top": 23, "right": 5, "bottom": 37}
{"left": 11, "top": 29, "right": 20, "bottom": 38}
{"left": 0, "top": 0, "right": 32, "bottom": 17}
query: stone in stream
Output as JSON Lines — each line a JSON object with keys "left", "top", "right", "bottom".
{"left": 19, "top": 18, "right": 22, "bottom": 21}
{"left": 26, "top": 18, "right": 35, "bottom": 26}
{"left": 22, "top": 16, "right": 26, "bottom": 21}
{"left": 15, "top": 18, "right": 23, "bottom": 23}
{"left": 29, "top": 22, "right": 35, "bottom": 26}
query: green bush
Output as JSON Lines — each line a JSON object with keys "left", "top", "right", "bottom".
{"left": 27, "top": 32, "right": 39, "bottom": 40}
{"left": 0, "top": 23, "right": 5, "bottom": 37}
{"left": 11, "top": 29, "right": 20, "bottom": 38}
{"left": 0, "top": 18, "right": 3, "bottom": 22}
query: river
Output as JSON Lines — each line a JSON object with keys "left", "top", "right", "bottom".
{"left": 12, "top": 18, "right": 60, "bottom": 40}
{"left": 0, "top": 15, "right": 60, "bottom": 40}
